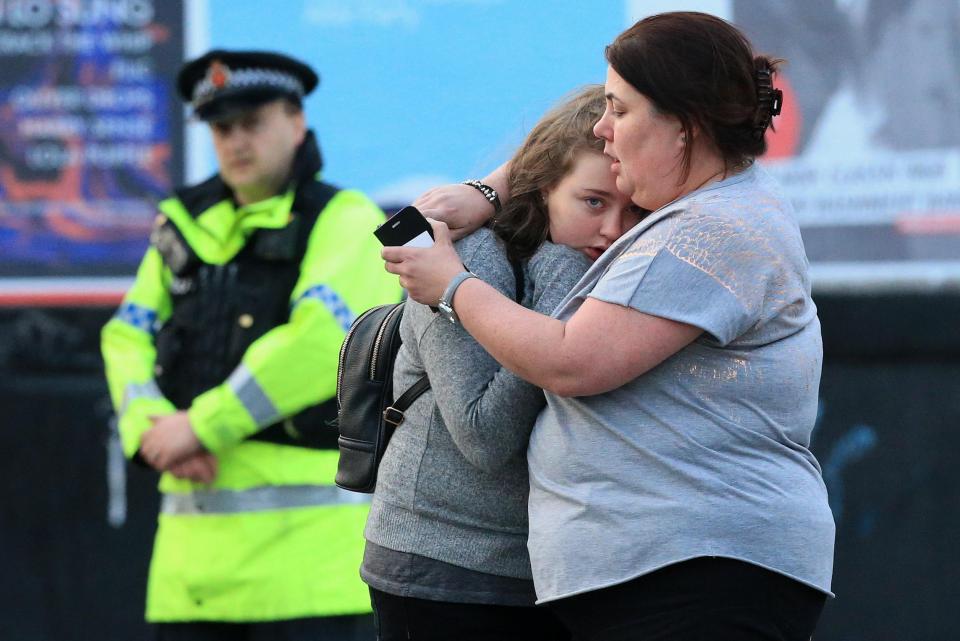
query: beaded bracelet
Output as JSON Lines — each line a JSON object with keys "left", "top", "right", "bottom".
{"left": 462, "top": 179, "right": 502, "bottom": 214}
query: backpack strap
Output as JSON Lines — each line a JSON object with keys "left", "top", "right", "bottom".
{"left": 382, "top": 375, "right": 431, "bottom": 428}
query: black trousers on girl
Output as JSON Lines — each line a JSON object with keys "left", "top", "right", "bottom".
{"left": 369, "top": 587, "right": 570, "bottom": 641}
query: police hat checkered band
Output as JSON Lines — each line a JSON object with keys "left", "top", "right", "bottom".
{"left": 191, "top": 67, "right": 305, "bottom": 108}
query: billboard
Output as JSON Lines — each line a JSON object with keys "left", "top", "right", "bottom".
{"left": 197, "top": 0, "right": 960, "bottom": 291}
{"left": 729, "top": 0, "right": 960, "bottom": 291}
{"left": 1, "top": 0, "right": 957, "bottom": 294}
{"left": 0, "top": 0, "right": 186, "bottom": 281}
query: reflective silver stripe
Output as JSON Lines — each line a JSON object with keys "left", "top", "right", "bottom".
{"left": 120, "top": 379, "right": 164, "bottom": 415}
{"left": 161, "top": 484, "right": 370, "bottom": 515}
{"left": 227, "top": 364, "right": 281, "bottom": 427}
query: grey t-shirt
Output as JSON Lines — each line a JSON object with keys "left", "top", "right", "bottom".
{"left": 364, "top": 227, "right": 591, "bottom": 603}
{"left": 527, "top": 164, "right": 836, "bottom": 603}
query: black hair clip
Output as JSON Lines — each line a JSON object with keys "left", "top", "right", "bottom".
{"left": 753, "top": 67, "right": 782, "bottom": 139}
{"left": 770, "top": 88, "right": 783, "bottom": 116}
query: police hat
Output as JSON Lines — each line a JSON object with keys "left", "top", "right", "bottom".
{"left": 176, "top": 49, "right": 319, "bottom": 121}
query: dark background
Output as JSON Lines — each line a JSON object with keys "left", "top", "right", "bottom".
{"left": 0, "top": 294, "right": 957, "bottom": 640}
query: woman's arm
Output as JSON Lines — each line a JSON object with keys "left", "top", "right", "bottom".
{"left": 384, "top": 222, "right": 702, "bottom": 397}
{"left": 451, "top": 280, "right": 700, "bottom": 397}
{"left": 413, "top": 163, "right": 510, "bottom": 239}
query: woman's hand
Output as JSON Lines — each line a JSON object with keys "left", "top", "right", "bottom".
{"left": 383, "top": 220, "right": 465, "bottom": 306}
{"left": 414, "top": 184, "right": 494, "bottom": 240}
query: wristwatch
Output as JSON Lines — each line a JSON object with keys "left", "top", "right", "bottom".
{"left": 438, "top": 271, "right": 478, "bottom": 325}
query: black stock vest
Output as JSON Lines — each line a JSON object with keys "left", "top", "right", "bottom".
{"left": 153, "top": 138, "right": 341, "bottom": 450}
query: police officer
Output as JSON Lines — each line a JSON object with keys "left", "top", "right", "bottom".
{"left": 101, "top": 50, "right": 401, "bottom": 640}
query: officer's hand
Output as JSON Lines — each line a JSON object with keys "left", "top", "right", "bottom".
{"left": 168, "top": 452, "right": 218, "bottom": 484}
{"left": 141, "top": 411, "right": 205, "bottom": 470}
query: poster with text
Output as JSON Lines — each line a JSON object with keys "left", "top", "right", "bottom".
{"left": 0, "top": 0, "right": 184, "bottom": 277}
{"left": 734, "top": 0, "right": 960, "bottom": 268}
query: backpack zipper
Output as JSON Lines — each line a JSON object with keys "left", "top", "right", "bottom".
{"left": 336, "top": 304, "right": 386, "bottom": 408}
{"left": 370, "top": 304, "right": 403, "bottom": 382}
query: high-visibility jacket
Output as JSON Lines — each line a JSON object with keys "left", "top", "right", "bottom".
{"left": 101, "top": 132, "right": 401, "bottom": 622}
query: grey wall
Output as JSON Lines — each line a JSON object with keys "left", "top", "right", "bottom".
{"left": 0, "top": 296, "right": 957, "bottom": 640}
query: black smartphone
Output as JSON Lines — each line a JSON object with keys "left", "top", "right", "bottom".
{"left": 374, "top": 206, "right": 435, "bottom": 247}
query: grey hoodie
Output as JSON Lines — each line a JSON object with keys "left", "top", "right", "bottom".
{"left": 364, "top": 227, "right": 591, "bottom": 580}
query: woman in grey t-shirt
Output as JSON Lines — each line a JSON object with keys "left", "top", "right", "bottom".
{"left": 363, "top": 86, "right": 645, "bottom": 640}
{"left": 386, "top": 12, "right": 834, "bottom": 641}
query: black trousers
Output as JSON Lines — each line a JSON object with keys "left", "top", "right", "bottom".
{"left": 369, "top": 587, "right": 571, "bottom": 641}
{"left": 548, "top": 557, "right": 827, "bottom": 641}
{"left": 153, "top": 614, "right": 376, "bottom": 641}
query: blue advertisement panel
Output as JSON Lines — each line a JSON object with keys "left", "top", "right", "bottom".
{"left": 0, "top": 0, "right": 184, "bottom": 278}
{"left": 203, "top": 0, "right": 627, "bottom": 207}
{"left": 203, "top": 0, "right": 960, "bottom": 289}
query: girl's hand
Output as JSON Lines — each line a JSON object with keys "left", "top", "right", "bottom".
{"left": 383, "top": 219, "right": 465, "bottom": 306}
{"left": 414, "top": 184, "right": 493, "bottom": 240}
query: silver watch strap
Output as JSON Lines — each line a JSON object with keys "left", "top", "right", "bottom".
{"left": 440, "top": 271, "right": 478, "bottom": 311}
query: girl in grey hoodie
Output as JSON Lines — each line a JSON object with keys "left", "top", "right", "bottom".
{"left": 362, "top": 85, "right": 646, "bottom": 641}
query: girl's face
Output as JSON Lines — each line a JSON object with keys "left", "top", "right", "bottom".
{"left": 593, "top": 65, "right": 687, "bottom": 212}
{"left": 544, "top": 150, "right": 646, "bottom": 261}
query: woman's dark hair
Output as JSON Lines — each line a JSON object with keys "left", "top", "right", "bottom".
{"left": 491, "top": 85, "right": 607, "bottom": 262}
{"left": 605, "top": 11, "right": 784, "bottom": 179}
